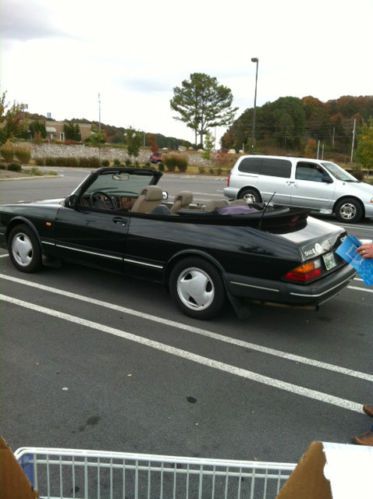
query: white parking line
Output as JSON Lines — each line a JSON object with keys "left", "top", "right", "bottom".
{"left": 0, "top": 293, "right": 363, "bottom": 414}
{"left": 0, "top": 254, "right": 9, "bottom": 258}
{"left": 347, "top": 286, "right": 373, "bottom": 293}
{"left": 1, "top": 272, "right": 372, "bottom": 383}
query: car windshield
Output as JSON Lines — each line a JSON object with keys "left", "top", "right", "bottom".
{"left": 84, "top": 171, "right": 156, "bottom": 196}
{"left": 321, "top": 161, "right": 358, "bottom": 182}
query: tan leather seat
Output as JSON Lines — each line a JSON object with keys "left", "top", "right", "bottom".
{"left": 171, "top": 191, "right": 193, "bottom": 213}
{"left": 203, "top": 199, "right": 229, "bottom": 212}
{"left": 131, "top": 186, "right": 163, "bottom": 214}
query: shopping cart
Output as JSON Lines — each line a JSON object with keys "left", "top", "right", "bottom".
{"left": 14, "top": 446, "right": 296, "bottom": 499}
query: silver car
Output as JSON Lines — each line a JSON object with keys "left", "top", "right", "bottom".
{"left": 223, "top": 155, "right": 373, "bottom": 223}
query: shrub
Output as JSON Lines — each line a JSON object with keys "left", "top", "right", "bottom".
{"left": 163, "top": 153, "right": 188, "bottom": 173}
{"left": 113, "top": 159, "right": 121, "bottom": 166}
{"left": 101, "top": 159, "right": 110, "bottom": 167}
{"left": 198, "top": 166, "right": 206, "bottom": 174}
{"left": 7, "top": 163, "right": 22, "bottom": 172}
{"left": 79, "top": 157, "right": 100, "bottom": 168}
{"left": 125, "top": 159, "right": 132, "bottom": 167}
{"left": 30, "top": 167, "right": 43, "bottom": 176}
{"left": 213, "top": 151, "right": 237, "bottom": 170}
{"left": 158, "top": 162, "right": 165, "bottom": 172}
{"left": 14, "top": 145, "right": 32, "bottom": 164}
{"left": 350, "top": 169, "right": 365, "bottom": 181}
{"left": 0, "top": 141, "right": 15, "bottom": 162}
{"left": 34, "top": 156, "right": 46, "bottom": 166}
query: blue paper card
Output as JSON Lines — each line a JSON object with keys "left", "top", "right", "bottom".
{"left": 336, "top": 235, "right": 373, "bottom": 286}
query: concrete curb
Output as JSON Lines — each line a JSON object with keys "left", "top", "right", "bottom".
{"left": 0, "top": 175, "right": 61, "bottom": 182}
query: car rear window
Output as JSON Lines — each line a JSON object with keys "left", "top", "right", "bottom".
{"left": 238, "top": 158, "right": 291, "bottom": 178}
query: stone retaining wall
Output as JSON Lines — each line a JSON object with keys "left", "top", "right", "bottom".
{"left": 30, "top": 143, "right": 221, "bottom": 167}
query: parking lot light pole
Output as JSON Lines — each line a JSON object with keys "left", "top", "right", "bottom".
{"left": 251, "top": 57, "right": 259, "bottom": 151}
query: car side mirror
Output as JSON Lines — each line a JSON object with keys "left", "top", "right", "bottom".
{"left": 65, "top": 194, "right": 78, "bottom": 208}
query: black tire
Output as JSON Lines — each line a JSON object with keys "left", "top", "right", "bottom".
{"left": 334, "top": 197, "right": 364, "bottom": 223}
{"left": 8, "top": 224, "right": 42, "bottom": 273}
{"left": 169, "top": 257, "right": 226, "bottom": 319}
{"left": 238, "top": 188, "right": 262, "bottom": 204}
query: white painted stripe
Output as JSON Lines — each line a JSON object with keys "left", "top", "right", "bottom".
{"left": 0, "top": 254, "right": 9, "bottom": 258}
{"left": 0, "top": 293, "right": 363, "bottom": 414}
{"left": 1, "top": 272, "right": 372, "bottom": 383}
{"left": 347, "top": 285, "right": 373, "bottom": 294}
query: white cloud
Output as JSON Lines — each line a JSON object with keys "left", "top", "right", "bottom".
{"left": 1, "top": 0, "right": 372, "bottom": 143}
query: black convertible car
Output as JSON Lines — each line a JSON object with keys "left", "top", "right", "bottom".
{"left": 0, "top": 167, "right": 355, "bottom": 319}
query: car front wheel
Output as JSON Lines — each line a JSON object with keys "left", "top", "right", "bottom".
{"left": 8, "top": 224, "right": 42, "bottom": 272}
{"left": 169, "top": 257, "right": 225, "bottom": 319}
{"left": 335, "top": 198, "right": 363, "bottom": 223}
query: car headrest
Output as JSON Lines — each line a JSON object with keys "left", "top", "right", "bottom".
{"left": 142, "top": 186, "right": 163, "bottom": 201}
{"left": 174, "top": 191, "right": 193, "bottom": 206}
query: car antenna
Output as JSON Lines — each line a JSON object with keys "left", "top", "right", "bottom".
{"left": 258, "top": 192, "right": 276, "bottom": 230}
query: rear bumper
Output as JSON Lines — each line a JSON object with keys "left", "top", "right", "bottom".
{"left": 364, "top": 203, "right": 373, "bottom": 219}
{"left": 224, "top": 264, "right": 356, "bottom": 306}
{"left": 223, "top": 187, "right": 239, "bottom": 200}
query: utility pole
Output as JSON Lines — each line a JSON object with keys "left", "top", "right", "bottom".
{"left": 251, "top": 58, "right": 259, "bottom": 151}
{"left": 98, "top": 93, "right": 101, "bottom": 133}
{"left": 350, "top": 118, "right": 356, "bottom": 163}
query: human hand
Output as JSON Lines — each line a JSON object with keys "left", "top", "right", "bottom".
{"left": 357, "top": 243, "right": 373, "bottom": 259}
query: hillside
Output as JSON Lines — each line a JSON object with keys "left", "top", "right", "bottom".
{"left": 25, "top": 112, "right": 193, "bottom": 150}
{"left": 222, "top": 95, "right": 373, "bottom": 160}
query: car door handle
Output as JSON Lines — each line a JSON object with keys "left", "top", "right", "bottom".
{"left": 112, "top": 217, "right": 128, "bottom": 226}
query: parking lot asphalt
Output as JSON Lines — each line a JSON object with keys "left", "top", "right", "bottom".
{"left": 1, "top": 173, "right": 373, "bottom": 465}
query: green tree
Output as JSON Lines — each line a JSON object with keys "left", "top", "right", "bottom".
{"left": 29, "top": 120, "right": 47, "bottom": 139}
{"left": 63, "top": 122, "right": 81, "bottom": 141}
{"left": 170, "top": 73, "right": 237, "bottom": 147}
{"left": 124, "top": 127, "right": 142, "bottom": 158}
{"left": 0, "top": 91, "right": 28, "bottom": 144}
{"left": 357, "top": 120, "right": 373, "bottom": 168}
{"left": 202, "top": 130, "right": 215, "bottom": 159}
{"left": 85, "top": 130, "right": 105, "bottom": 145}
{"left": 271, "top": 97, "right": 305, "bottom": 147}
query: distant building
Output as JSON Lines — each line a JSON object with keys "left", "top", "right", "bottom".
{"left": 45, "top": 121, "right": 92, "bottom": 142}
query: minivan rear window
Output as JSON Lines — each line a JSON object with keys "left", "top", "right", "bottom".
{"left": 238, "top": 158, "right": 291, "bottom": 178}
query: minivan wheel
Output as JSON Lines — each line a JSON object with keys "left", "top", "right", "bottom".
{"left": 169, "top": 257, "right": 225, "bottom": 319}
{"left": 335, "top": 198, "right": 363, "bottom": 223}
{"left": 239, "top": 188, "right": 261, "bottom": 204}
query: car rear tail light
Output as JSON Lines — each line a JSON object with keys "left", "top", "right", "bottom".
{"left": 284, "top": 259, "right": 322, "bottom": 283}
{"left": 226, "top": 173, "right": 231, "bottom": 187}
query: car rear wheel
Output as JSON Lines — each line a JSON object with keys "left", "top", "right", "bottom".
{"left": 238, "top": 188, "right": 261, "bottom": 204}
{"left": 169, "top": 257, "right": 225, "bottom": 319}
{"left": 335, "top": 198, "right": 363, "bottom": 223}
{"left": 8, "top": 224, "right": 42, "bottom": 273}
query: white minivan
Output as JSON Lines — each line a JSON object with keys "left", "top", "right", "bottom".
{"left": 223, "top": 155, "right": 373, "bottom": 223}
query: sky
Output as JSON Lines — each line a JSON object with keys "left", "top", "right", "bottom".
{"left": 1, "top": 0, "right": 372, "bottom": 145}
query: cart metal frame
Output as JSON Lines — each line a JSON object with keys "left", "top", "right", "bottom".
{"left": 15, "top": 447, "right": 295, "bottom": 499}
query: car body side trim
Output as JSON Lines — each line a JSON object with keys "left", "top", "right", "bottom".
{"left": 124, "top": 258, "right": 163, "bottom": 269}
{"left": 289, "top": 275, "right": 354, "bottom": 298}
{"left": 55, "top": 244, "right": 123, "bottom": 261}
{"left": 229, "top": 281, "right": 280, "bottom": 293}
{"left": 41, "top": 240, "right": 55, "bottom": 246}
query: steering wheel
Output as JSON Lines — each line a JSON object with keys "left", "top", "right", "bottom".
{"left": 89, "top": 191, "right": 115, "bottom": 209}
